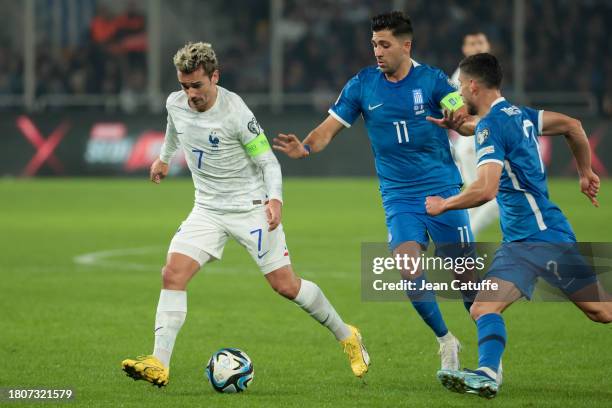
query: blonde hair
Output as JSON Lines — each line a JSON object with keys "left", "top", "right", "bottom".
{"left": 173, "top": 42, "right": 219, "bottom": 76}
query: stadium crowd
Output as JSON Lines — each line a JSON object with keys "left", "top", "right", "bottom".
{"left": 0, "top": 0, "right": 610, "bottom": 115}
{"left": 0, "top": 2, "right": 146, "bottom": 98}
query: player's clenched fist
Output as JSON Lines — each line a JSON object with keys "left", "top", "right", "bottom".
{"left": 425, "top": 196, "right": 446, "bottom": 216}
{"left": 150, "top": 158, "right": 169, "bottom": 184}
{"left": 273, "top": 134, "right": 310, "bottom": 159}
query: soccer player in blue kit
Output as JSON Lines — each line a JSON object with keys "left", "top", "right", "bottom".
{"left": 426, "top": 53, "right": 611, "bottom": 398}
{"left": 274, "top": 11, "right": 479, "bottom": 371}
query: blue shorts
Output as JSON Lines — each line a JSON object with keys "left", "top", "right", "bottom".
{"left": 485, "top": 219, "right": 597, "bottom": 299}
{"left": 385, "top": 188, "right": 474, "bottom": 258}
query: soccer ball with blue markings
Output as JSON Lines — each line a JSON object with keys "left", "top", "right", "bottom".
{"left": 205, "top": 348, "right": 254, "bottom": 393}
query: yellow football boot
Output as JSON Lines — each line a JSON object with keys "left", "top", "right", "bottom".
{"left": 121, "top": 355, "right": 169, "bottom": 388}
{"left": 340, "top": 325, "right": 370, "bottom": 378}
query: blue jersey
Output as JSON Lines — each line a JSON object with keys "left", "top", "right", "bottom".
{"left": 475, "top": 97, "right": 569, "bottom": 242}
{"left": 329, "top": 60, "right": 463, "bottom": 203}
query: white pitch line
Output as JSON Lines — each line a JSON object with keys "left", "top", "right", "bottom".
{"left": 73, "top": 246, "right": 163, "bottom": 271}
{"left": 73, "top": 246, "right": 355, "bottom": 278}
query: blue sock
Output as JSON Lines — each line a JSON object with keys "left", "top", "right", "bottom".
{"left": 406, "top": 275, "right": 448, "bottom": 337}
{"left": 476, "top": 313, "right": 506, "bottom": 372}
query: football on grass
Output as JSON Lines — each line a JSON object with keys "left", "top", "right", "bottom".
{"left": 205, "top": 348, "right": 254, "bottom": 393}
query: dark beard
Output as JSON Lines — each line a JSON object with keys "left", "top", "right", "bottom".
{"left": 466, "top": 102, "right": 478, "bottom": 116}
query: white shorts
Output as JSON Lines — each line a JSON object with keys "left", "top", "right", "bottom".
{"left": 454, "top": 135, "right": 477, "bottom": 185}
{"left": 168, "top": 205, "right": 291, "bottom": 274}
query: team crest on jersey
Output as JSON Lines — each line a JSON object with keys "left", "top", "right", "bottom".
{"left": 247, "top": 117, "right": 262, "bottom": 135}
{"left": 209, "top": 131, "right": 220, "bottom": 148}
{"left": 412, "top": 89, "right": 424, "bottom": 105}
{"left": 412, "top": 89, "right": 425, "bottom": 114}
{"left": 476, "top": 128, "right": 490, "bottom": 144}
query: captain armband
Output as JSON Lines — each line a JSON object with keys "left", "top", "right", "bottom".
{"left": 245, "top": 133, "right": 271, "bottom": 157}
{"left": 440, "top": 91, "right": 464, "bottom": 112}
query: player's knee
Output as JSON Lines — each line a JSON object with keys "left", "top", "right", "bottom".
{"left": 161, "top": 264, "right": 188, "bottom": 289}
{"left": 271, "top": 279, "right": 300, "bottom": 299}
{"left": 469, "top": 303, "right": 483, "bottom": 321}
{"left": 469, "top": 302, "right": 496, "bottom": 321}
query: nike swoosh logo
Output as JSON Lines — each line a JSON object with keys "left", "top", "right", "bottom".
{"left": 562, "top": 278, "right": 575, "bottom": 289}
{"left": 257, "top": 250, "right": 270, "bottom": 259}
{"left": 368, "top": 103, "right": 383, "bottom": 110}
{"left": 155, "top": 326, "right": 163, "bottom": 332}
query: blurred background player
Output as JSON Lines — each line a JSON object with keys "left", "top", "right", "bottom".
{"left": 273, "top": 11, "right": 479, "bottom": 373}
{"left": 121, "top": 42, "right": 369, "bottom": 387}
{"left": 450, "top": 30, "right": 499, "bottom": 237}
{"left": 426, "top": 53, "right": 610, "bottom": 399}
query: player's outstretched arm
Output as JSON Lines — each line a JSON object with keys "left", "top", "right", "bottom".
{"left": 426, "top": 163, "right": 501, "bottom": 215}
{"left": 273, "top": 115, "right": 345, "bottom": 159}
{"left": 426, "top": 107, "right": 478, "bottom": 136}
{"left": 541, "top": 111, "right": 600, "bottom": 207}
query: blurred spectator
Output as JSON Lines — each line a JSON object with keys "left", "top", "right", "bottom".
{"left": 0, "top": 1, "right": 147, "bottom": 105}
{"left": 524, "top": 0, "right": 611, "bottom": 114}
{"left": 90, "top": 1, "right": 147, "bottom": 105}
{"left": 212, "top": 0, "right": 270, "bottom": 93}
{"left": 280, "top": 0, "right": 513, "bottom": 94}
{"left": 0, "top": 46, "right": 23, "bottom": 95}
{"left": 90, "top": 5, "right": 118, "bottom": 46}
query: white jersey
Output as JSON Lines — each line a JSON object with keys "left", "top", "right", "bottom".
{"left": 450, "top": 67, "right": 460, "bottom": 88}
{"left": 160, "top": 86, "right": 282, "bottom": 212}
{"left": 449, "top": 66, "right": 477, "bottom": 182}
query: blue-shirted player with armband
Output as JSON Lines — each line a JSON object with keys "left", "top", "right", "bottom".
{"left": 426, "top": 53, "right": 611, "bottom": 399}
{"left": 273, "top": 11, "right": 480, "bottom": 372}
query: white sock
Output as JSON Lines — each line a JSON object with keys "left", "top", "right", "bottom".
{"left": 153, "top": 289, "right": 187, "bottom": 369}
{"left": 469, "top": 199, "right": 500, "bottom": 236}
{"left": 293, "top": 279, "right": 351, "bottom": 341}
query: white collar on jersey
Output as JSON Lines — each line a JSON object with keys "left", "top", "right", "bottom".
{"left": 376, "top": 58, "right": 420, "bottom": 72}
{"left": 491, "top": 97, "right": 506, "bottom": 107}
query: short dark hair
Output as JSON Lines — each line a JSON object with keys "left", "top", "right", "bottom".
{"left": 463, "top": 29, "right": 487, "bottom": 39}
{"left": 371, "top": 11, "right": 413, "bottom": 37}
{"left": 459, "top": 53, "right": 503, "bottom": 89}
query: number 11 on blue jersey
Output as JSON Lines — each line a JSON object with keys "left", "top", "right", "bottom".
{"left": 393, "top": 121, "right": 409, "bottom": 143}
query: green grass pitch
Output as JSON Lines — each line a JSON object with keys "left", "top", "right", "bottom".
{"left": 1, "top": 178, "right": 610, "bottom": 407}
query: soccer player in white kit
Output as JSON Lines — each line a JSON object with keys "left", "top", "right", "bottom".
{"left": 451, "top": 31, "right": 499, "bottom": 237}
{"left": 121, "top": 42, "right": 369, "bottom": 387}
